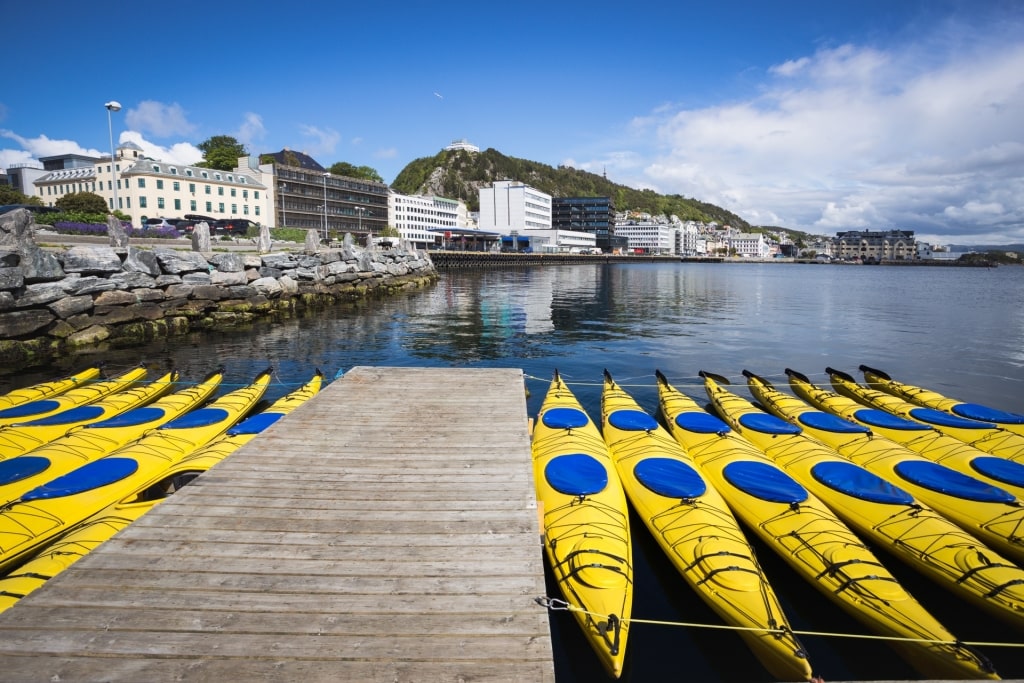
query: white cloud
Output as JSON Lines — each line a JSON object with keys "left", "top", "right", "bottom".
{"left": 119, "top": 131, "right": 202, "bottom": 166}
{"left": 374, "top": 147, "right": 397, "bottom": 159}
{"left": 620, "top": 30, "right": 1024, "bottom": 244}
{"left": 236, "top": 113, "right": 266, "bottom": 148}
{"left": 124, "top": 101, "right": 195, "bottom": 138}
{"left": 298, "top": 125, "right": 340, "bottom": 156}
{"left": 1, "top": 129, "right": 102, "bottom": 159}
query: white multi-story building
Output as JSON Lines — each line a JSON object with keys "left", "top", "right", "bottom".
{"left": 478, "top": 180, "right": 551, "bottom": 233}
{"left": 388, "top": 192, "right": 468, "bottom": 249}
{"left": 614, "top": 218, "right": 677, "bottom": 254}
{"left": 444, "top": 139, "right": 480, "bottom": 153}
{"left": 33, "top": 142, "right": 270, "bottom": 225}
{"left": 729, "top": 232, "right": 771, "bottom": 258}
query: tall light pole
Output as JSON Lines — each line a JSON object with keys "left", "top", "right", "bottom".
{"left": 322, "top": 172, "right": 330, "bottom": 243}
{"left": 104, "top": 101, "right": 121, "bottom": 215}
{"left": 355, "top": 206, "right": 365, "bottom": 234}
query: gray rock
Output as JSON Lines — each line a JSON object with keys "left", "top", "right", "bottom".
{"left": 208, "top": 253, "right": 246, "bottom": 272}
{"left": 17, "top": 282, "right": 71, "bottom": 307}
{"left": 94, "top": 290, "right": 139, "bottom": 306}
{"left": 123, "top": 247, "right": 161, "bottom": 276}
{"left": 110, "top": 271, "right": 158, "bottom": 289}
{"left": 154, "top": 248, "right": 210, "bottom": 275}
{"left": 0, "top": 267, "right": 24, "bottom": 291}
{"left": 108, "top": 216, "right": 129, "bottom": 248}
{"left": 191, "top": 222, "right": 212, "bottom": 252}
{"left": 251, "top": 277, "right": 283, "bottom": 297}
{"left": 182, "top": 272, "right": 212, "bottom": 285}
{"left": 210, "top": 270, "right": 248, "bottom": 286}
{"left": 155, "top": 274, "right": 183, "bottom": 287}
{"left": 61, "top": 246, "right": 124, "bottom": 274}
{"left": 261, "top": 253, "right": 296, "bottom": 269}
{"left": 67, "top": 276, "right": 119, "bottom": 296}
{"left": 0, "top": 308, "right": 55, "bottom": 336}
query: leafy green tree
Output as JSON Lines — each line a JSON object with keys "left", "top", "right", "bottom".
{"left": 0, "top": 186, "right": 42, "bottom": 206}
{"left": 56, "top": 191, "right": 109, "bottom": 214}
{"left": 328, "top": 162, "right": 383, "bottom": 183}
{"left": 379, "top": 224, "right": 401, "bottom": 238}
{"left": 196, "top": 135, "right": 248, "bottom": 171}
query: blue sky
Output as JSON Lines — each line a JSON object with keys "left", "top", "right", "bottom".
{"left": 3, "top": 0, "right": 1023, "bottom": 245}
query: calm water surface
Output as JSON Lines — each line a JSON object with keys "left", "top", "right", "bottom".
{"left": 3, "top": 262, "right": 1023, "bottom": 681}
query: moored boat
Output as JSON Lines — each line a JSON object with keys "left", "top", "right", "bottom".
{"left": 0, "top": 368, "right": 273, "bottom": 575}
{"left": 0, "top": 365, "right": 148, "bottom": 430}
{"left": 860, "top": 364, "right": 1024, "bottom": 438}
{"left": 531, "top": 371, "right": 632, "bottom": 678}
{"left": 838, "top": 366, "right": 1024, "bottom": 462}
{"left": 602, "top": 371, "right": 812, "bottom": 682}
{"left": 797, "top": 368, "right": 1024, "bottom": 503}
{"left": 0, "top": 370, "right": 178, "bottom": 461}
{"left": 702, "top": 371, "right": 998, "bottom": 680}
{"left": 0, "top": 369, "right": 224, "bottom": 507}
{"left": 745, "top": 369, "right": 1024, "bottom": 627}
{"left": 0, "top": 366, "right": 103, "bottom": 411}
{"left": 0, "top": 370, "right": 323, "bottom": 614}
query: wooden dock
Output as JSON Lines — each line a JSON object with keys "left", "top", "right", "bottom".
{"left": 0, "top": 367, "right": 554, "bottom": 682}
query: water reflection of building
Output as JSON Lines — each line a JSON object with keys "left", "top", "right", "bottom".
{"left": 836, "top": 230, "right": 917, "bottom": 262}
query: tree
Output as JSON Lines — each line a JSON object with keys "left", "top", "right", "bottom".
{"left": 0, "top": 186, "right": 42, "bottom": 206}
{"left": 328, "top": 162, "right": 383, "bottom": 183}
{"left": 196, "top": 135, "right": 248, "bottom": 171}
{"left": 56, "top": 191, "right": 109, "bottom": 214}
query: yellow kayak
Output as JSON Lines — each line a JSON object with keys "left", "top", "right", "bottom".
{"left": 0, "top": 369, "right": 224, "bottom": 507}
{"left": 0, "top": 370, "right": 323, "bottom": 614}
{"left": 0, "top": 370, "right": 177, "bottom": 460}
{"left": 0, "top": 367, "right": 272, "bottom": 574}
{"left": 0, "top": 365, "right": 147, "bottom": 431}
{"left": 849, "top": 365, "right": 1024, "bottom": 462}
{"left": 602, "top": 371, "right": 811, "bottom": 682}
{"left": 746, "top": 369, "right": 1024, "bottom": 627}
{"left": 0, "top": 366, "right": 103, "bottom": 411}
{"left": 860, "top": 364, "right": 1024, "bottom": 438}
{"left": 532, "top": 371, "right": 632, "bottom": 679}
{"left": 703, "top": 372, "right": 999, "bottom": 680}
{"left": 806, "top": 368, "right": 1024, "bottom": 503}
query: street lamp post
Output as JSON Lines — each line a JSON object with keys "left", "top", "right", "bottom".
{"left": 104, "top": 101, "right": 121, "bottom": 215}
{"left": 322, "top": 173, "right": 330, "bottom": 243}
{"left": 355, "top": 206, "right": 366, "bottom": 238}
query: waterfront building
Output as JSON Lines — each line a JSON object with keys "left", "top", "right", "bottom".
{"left": 676, "top": 220, "right": 703, "bottom": 257}
{"left": 506, "top": 228, "right": 596, "bottom": 253}
{"left": 729, "top": 233, "right": 772, "bottom": 258}
{"left": 32, "top": 143, "right": 270, "bottom": 225}
{"left": 614, "top": 215, "right": 677, "bottom": 255}
{"left": 241, "top": 151, "right": 388, "bottom": 239}
{"left": 478, "top": 180, "right": 552, "bottom": 234}
{"left": 835, "top": 229, "right": 916, "bottom": 262}
{"left": 389, "top": 192, "right": 468, "bottom": 250}
{"left": 551, "top": 196, "right": 619, "bottom": 252}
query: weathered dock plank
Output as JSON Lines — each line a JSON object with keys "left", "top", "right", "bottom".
{"left": 0, "top": 367, "right": 554, "bottom": 682}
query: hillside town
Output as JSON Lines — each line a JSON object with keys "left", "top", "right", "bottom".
{"left": 4, "top": 138, "right": 954, "bottom": 262}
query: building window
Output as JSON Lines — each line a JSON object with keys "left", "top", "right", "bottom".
{"left": 218, "top": 202, "right": 224, "bottom": 213}
{"left": 189, "top": 183, "right": 196, "bottom": 194}
{"left": 151, "top": 165, "right": 160, "bottom": 173}
{"left": 231, "top": 204, "right": 237, "bottom": 213}
{"left": 215, "top": 173, "right": 222, "bottom": 181}
{"left": 173, "top": 181, "right": 180, "bottom": 191}
{"left": 158, "top": 198, "right": 165, "bottom": 209}
{"left": 140, "top": 197, "right": 148, "bottom": 208}
{"left": 201, "top": 171, "right": 209, "bottom": 179}
{"left": 186, "top": 169, "right": 193, "bottom": 177}
{"left": 190, "top": 200, "right": 197, "bottom": 211}
{"left": 170, "top": 167, "right": 178, "bottom": 175}
{"left": 174, "top": 199, "right": 181, "bottom": 210}
{"left": 254, "top": 191, "right": 260, "bottom": 200}
{"left": 255, "top": 206, "right": 260, "bottom": 216}
{"left": 230, "top": 188, "right": 236, "bottom": 197}
{"left": 205, "top": 185, "right": 211, "bottom": 194}
{"left": 156, "top": 179, "right": 164, "bottom": 190}
{"left": 138, "top": 178, "right": 146, "bottom": 188}
{"left": 218, "top": 187, "right": 224, "bottom": 196}
{"left": 243, "top": 190, "right": 248, "bottom": 199}
{"left": 205, "top": 201, "right": 212, "bottom": 212}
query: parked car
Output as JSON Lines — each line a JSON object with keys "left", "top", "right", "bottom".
{"left": 213, "top": 218, "right": 257, "bottom": 236}
{"left": 176, "top": 214, "right": 218, "bottom": 233}
{"left": 144, "top": 217, "right": 182, "bottom": 230}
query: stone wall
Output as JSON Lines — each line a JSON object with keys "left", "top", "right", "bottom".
{"left": 0, "top": 210, "right": 436, "bottom": 366}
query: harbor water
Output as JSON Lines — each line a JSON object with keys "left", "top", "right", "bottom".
{"left": 2, "top": 261, "right": 1023, "bottom": 681}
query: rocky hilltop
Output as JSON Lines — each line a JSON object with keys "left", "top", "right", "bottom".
{"left": 390, "top": 147, "right": 752, "bottom": 230}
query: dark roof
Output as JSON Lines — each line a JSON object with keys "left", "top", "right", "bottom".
{"left": 261, "top": 149, "right": 324, "bottom": 172}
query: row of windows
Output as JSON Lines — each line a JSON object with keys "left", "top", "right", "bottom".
{"left": 134, "top": 178, "right": 255, "bottom": 199}
{"left": 143, "top": 165, "right": 249, "bottom": 184}
{"left": 110, "top": 195, "right": 261, "bottom": 217}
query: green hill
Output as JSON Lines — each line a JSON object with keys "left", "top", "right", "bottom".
{"left": 390, "top": 147, "right": 752, "bottom": 230}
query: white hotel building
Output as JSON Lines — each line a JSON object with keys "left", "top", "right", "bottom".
{"left": 478, "top": 180, "right": 552, "bottom": 233}
{"left": 388, "top": 192, "right": 469, "bottom": 249}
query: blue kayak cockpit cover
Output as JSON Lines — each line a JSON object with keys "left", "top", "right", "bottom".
{"left": 541, "top": 407, "right": 589, "bottom": 430}
{"left": 633, "top": 458, "right": 707, "bottom": 499}
{"left": 162, "top": 407, "right": 230, "bottom": 429}
{"left": 545, "top": 454, "right": 608, "bottom": 496}
{"left": 674, "top": 411, "right": 731, "bottom": 434}
{"left": 0, "top": 456, "right": 51, "bottom": 485}
{"left": 971, "top": 457, "right": 1024, "bottom": 488}
{"left": 20, "top": 404, "right": 106, "bottom": 426}
{"left": 952, "top": 403, "right": 1024, "bottom": 425}
{"left": 228, "top": 411, "right": 284, "bottom": 436}
{"left": 89, "top": 406, "right": 167, "bottom": 429}
{"left": 21, "top": 457, "right": 139, "bottom": 501}
{"left": 723, "top": 461, "right": 808, "bottom": 504}
{"left": 608, "top": 409, "right": 659, "bottom": 432}
{"left": 853, "top": 409, "right": 931, "bottom": 431}
{"left": 738, "top": 412, "right": 802, "bottom": 435}
{"left": 811, "top": 460, "right": 915, "bottom": 505}
{"left": 0, "top": 399, "right": 61, "bottom": 420}
{"left": 798, "top": 411, "right": 871, "bottom": 434}
{"left": 894, "top": 460, "right": 1015, "bottom": 503}
{"left": 908, "top": 407, "right": 994, "bottom": 430}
